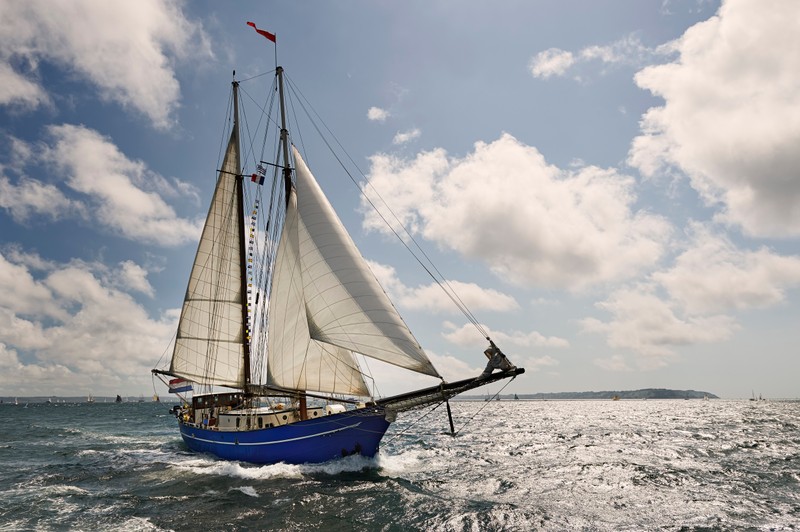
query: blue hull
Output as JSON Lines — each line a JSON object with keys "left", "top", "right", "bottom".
{"left": 178, "top": 406, "right": 391, "bottom": 464}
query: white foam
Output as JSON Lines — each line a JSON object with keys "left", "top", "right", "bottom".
{"left": 108, "top": 516, "right": 168, "bottom": 532}
{"left": 171, "top": 458, "right": 305, "bottom": 480}
{"left": 233, "top": 486, "right": 259, "bottom": 497}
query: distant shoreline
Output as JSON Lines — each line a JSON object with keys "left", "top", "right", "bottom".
{"left": 0, "top": 396, "right": 178, "bottom": 404}
{"left": 458, "top": 388, "right": 719, "bottom": 401}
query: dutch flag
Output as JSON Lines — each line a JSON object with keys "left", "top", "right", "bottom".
{"left": 168, "top": 378, "right": 193, "bottom": 394}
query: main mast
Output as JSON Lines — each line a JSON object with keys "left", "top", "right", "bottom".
{"left": 274, "top": 66, "right": 309, "bottom": 418}
{"left": 232, "top": 79, "right": 252, "bottom": 391}
{"left": 276, "top": 67, "right": 293, "bottom": 205}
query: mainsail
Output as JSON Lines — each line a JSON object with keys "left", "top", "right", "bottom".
{"left": 170, "top": 129, "right": 246, "bottom": 387}
{"left": 266, "top": 148, "right": 440, "bottom": 395}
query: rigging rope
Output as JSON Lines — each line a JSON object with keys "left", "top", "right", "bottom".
{"left": 453, "top": 376, "right": 516, "bottom": 436}
{"left": 282, "top": 74, "right": 491, "bottom": 343}
{"left": 382, "top": 400, "right": 448, "bottom": 446}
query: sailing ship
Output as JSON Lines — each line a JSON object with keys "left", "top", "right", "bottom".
{"left": 152, "top": 64, "right": 523, "bottom": 465}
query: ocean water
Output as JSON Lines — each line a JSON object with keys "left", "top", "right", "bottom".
{"left": 1, "top": 399, "right": 798, "bottom": 531}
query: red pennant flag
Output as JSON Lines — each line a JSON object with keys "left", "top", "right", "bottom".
{"left": 247, "top": 21, "right": 276, "bottom": 43}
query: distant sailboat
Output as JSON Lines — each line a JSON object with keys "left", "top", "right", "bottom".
{"left": 87, "top": 394, "right": 95, "bottom": 403}
{"left": 151, "top": 51, "right": 524, "bottom": 465}
{"left": 115, "top": 395, "right": 122, "bottom": 403}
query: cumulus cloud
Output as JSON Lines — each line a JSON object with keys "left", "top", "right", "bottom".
{"left": 519, "top": 354, "right": 559, "bottom": 373}
{"left": 361, "top": 349, "right": 480, "bottom": 396}
{"left": 0, "top": 174, "right": 86, "bottom": 223}
{"left": 628, "top": 0, "right": 800, "bottom": 237}
{"left": 653, "top": 223, "right": 800, "bottom": 314}
{"left": 26, "top": 124, "right": 202, "bottom": 246}
{"left": 593, "top": 354, "right": 633, "bottom": 372}
{"left": 0, "top": 250, "right": 176, "bottom": 396}
{"left": 529, "top": 48, "right": 575, "bottom": 79}
{"left": 581, "top": 284, "right": 738, "bottom": 369}
{"left": 393, "top": 128, "right": 421, "bottom": 145}
{"left": 117, "top": 260, "right": 156, "bottom": 297}
{"left": 581, "top": 221, "right": 800, "bottom": 368}
{"left": 362, "top": 133, "right": 671, "bottom": 291}
{"left": 367, "top": 260, "right": 519, "bottom": 314}
{"left": 0, "top": 252, "right": 65, "bottom": 321}
{"left": 0, "top": 245, "right": 55, "bottom": 272}
{"left": 0, "top": 342, "right": 80, "bottom": 394}
{"left": 367, "top": 106, "right": 390, "bottom": 122}
{"left": 442, "top": 321, "right": 568, "bottom": 350}
{"left": 0, "top": 62, "right": 50, "bottom": 109}
{"left": 0, "top": 0, "right": 210, "bottom": 129}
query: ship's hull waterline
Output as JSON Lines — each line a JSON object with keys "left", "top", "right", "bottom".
{"left": 178, "top": 406, "right": 391, "bottom": 464}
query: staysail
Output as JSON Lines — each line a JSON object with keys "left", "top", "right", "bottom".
{"left": 266, "top": 183, "right": 370, "bottom": 395}
{"left": 266, "top": 147, "right": 440, "bottom": 395}
{"left": 170, "top": 129, "right": 246, "bottom": 387}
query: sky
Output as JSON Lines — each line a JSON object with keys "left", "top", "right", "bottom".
{"left": 1, "top": 0, "right": 799, "bottom": 400}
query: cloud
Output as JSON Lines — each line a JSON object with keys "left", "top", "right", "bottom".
{"left": 0, "top": 252, "right": 65, "bottom": 321}
{"left": 360, "top": 349, "right": 481, "bottom": 396}
{"left": 529, "top": 48, "right": 575, "bottom": 79}
{"left": 0, "top": 342, "right": 80, "bottom": 394}
{"left": 363, "top": 133, "right": 671, "bottom": 291}
{"left": 393, "top": 128, "right": 421, "bottom": 145}
{"left": 367, "top": 106, "right": 390, "bottom": 122}
{"left": 653, "top": 223, "right": 800, "bottom": 314}
{"left": 442, "top": 321, "right": 569, "bottom": 350}
{"left": 581, "top": 283, "right": 738, "bottom": 369}
{"left": 579, "top": 34, "right": 660, "bottom": 66}
{"left": 519, "top": 354, "right": 559, "bottom": 373}
{"left": 0, "top": 0, "right": 210, "bottom": 129}
{"left": 530, "top": 35, "right": 664, "bottom": 80}
{"left": 28, "top": 124, "right": 202, "bottom": 246}
{"left": 593, "top": 354, "right": 633, "bottom": 372}
{"left": 0, "top": 245, "right": 56, "bottom": 272}
{"left": 0, "top": 250, "right": 176, "bottom": 396}
{"left": 117, "top": 260, "right": 156, "bottom": 297}
{"left": 628, "top": 0, "right": 800, "bottom": 237}
{"left": 580, "top": 221, "right": 800, "bottom": 369}
{"left": 0, "top": 174, "right": 86, "bottom": 223}
{"left": 0, "top": 62, "right": 50, "bottom": 109}
{"left": 367, "top": 260, "right": 520, "bottom": 314}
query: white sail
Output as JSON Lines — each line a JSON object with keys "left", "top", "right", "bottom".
{"left": 267, "top": 186, "right": 371, "bottom": 395}
{"left": 170, "top": 130, "right": 246, "bottom": 387}
{"left": 266, "top": 147, "right": 439, "bottom": 393}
